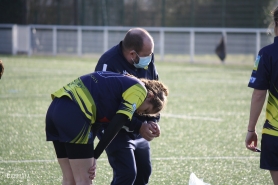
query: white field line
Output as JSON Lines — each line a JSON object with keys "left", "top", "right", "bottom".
{"left": 0, "top": 156, "right": 259, "bottom": 163}
{"left": 8, "top": 113, "right": 223, "bottom": 122}
{"left": 9, "top": 113, "right": 45, "bottom": 117}
{"left": 162, "top": 114, "right": 223, "bottom": 122}
{"left": 0, "top": 94, "right": 49, "bottom": 98}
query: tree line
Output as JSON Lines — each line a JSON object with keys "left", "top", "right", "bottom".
{"left": 0, "top": 0, "right": 276, "bottom": 28}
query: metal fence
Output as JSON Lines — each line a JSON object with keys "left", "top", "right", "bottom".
{"left": 0, "top": 24, "right": 274, "bottom": 63}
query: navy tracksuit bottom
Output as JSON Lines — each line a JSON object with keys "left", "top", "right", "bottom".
{"left": 99, "top": 129, "right": 151, "bottom": 185}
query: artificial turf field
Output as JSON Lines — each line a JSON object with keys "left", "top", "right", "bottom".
{"left": 0, "top": 55, "right": 272, "bottom": 185}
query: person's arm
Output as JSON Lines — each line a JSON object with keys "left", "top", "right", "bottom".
{"left": 93, "top": 113, "right": 129, "bottom": 159}
{"left": 245, "top": 89, "right": 267, "bottom": 151}
{"left": 137, "top": 54, "right": 160, "bottom": 139}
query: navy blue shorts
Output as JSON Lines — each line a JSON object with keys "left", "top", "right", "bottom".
{"left": 260, "top": 134, "right": 278, "bottom": 171}
{"left": 46, "top": 96, "right": 94, "bottom": 144}
{"left": 46, "top": 96, "right": 95, "bottom": 158}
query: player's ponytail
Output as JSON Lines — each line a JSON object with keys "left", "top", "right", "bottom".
{"left": 272, "top": 6, "right": 278, "bottom": 22}
{"left": 268, "top": 6, "right": 278, "bottom": 35}
{"left": 140, "top": 79, "right": 169, "bottom": 113}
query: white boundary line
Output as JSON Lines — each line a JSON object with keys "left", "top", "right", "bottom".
{"left": 0, "top": 156, "right": 259, "bottom": 163}
{"left": 152, "top": 156, "right": 259, "bottom": 160}
{"left": 162, "top": 114, "right": 223, "bottom": 122}
{"left": 7, "top": 113, "right": 224, "bottom": 121}
{"left": 9, "top": 113, "right": 45, "bottom": 117}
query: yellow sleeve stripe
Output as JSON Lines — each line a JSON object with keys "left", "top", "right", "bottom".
{"left": 117, "top": 84, "right": 147, "bottom": 120}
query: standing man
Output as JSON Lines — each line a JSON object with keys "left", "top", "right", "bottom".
{"left": 94, "top": 28, "right": 160, "bottom": 185}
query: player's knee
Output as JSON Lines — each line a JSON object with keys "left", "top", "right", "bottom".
{"left": 62, "top": 179, "right": 75, "bottom": 185}
{"left": 74, "top": 179, "right": 92, "bottom": 185}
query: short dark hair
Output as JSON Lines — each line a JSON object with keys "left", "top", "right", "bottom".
{"left": 122, "top": 28, "right": 151, "bottom": 53}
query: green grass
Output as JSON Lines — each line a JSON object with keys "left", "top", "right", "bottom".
{"left": 0, "top": 55, "right": 271, "bottom": 185}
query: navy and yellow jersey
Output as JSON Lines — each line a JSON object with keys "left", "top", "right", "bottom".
{"left": 248, "top": 36, "right": 278, "bottom": 136}
{"left": 95, "top": 41, "right": 159, "bottom": 133}
{"left": 51, "top": 71, "right": 147, "bottom": 124}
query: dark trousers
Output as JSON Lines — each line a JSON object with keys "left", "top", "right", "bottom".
{"left": 99, "top": 130, "right": 151, "bottom": 185}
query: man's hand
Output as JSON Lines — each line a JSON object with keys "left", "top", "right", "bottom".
{"left": 149, "top": 121, "right": 160, "bottom": 137}
{"left": 139, "top": 121, "right": 160, "bottom": 141}
{"left": 88, "top": 158, "right": 97, "bottom": 180}
{"left": 0, "top": 60, "right": 4, "bottom": 79}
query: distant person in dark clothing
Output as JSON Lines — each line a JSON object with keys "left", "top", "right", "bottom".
{"left": 215, "top": 35, "right": 226, "bottom": 63}
{"left": 0, "top": 60, "right": 4, "bottom": 79}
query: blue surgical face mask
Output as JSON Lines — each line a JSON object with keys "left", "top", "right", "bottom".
{"left": 133, "top": 52, "right": 152, "bottom": 68}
